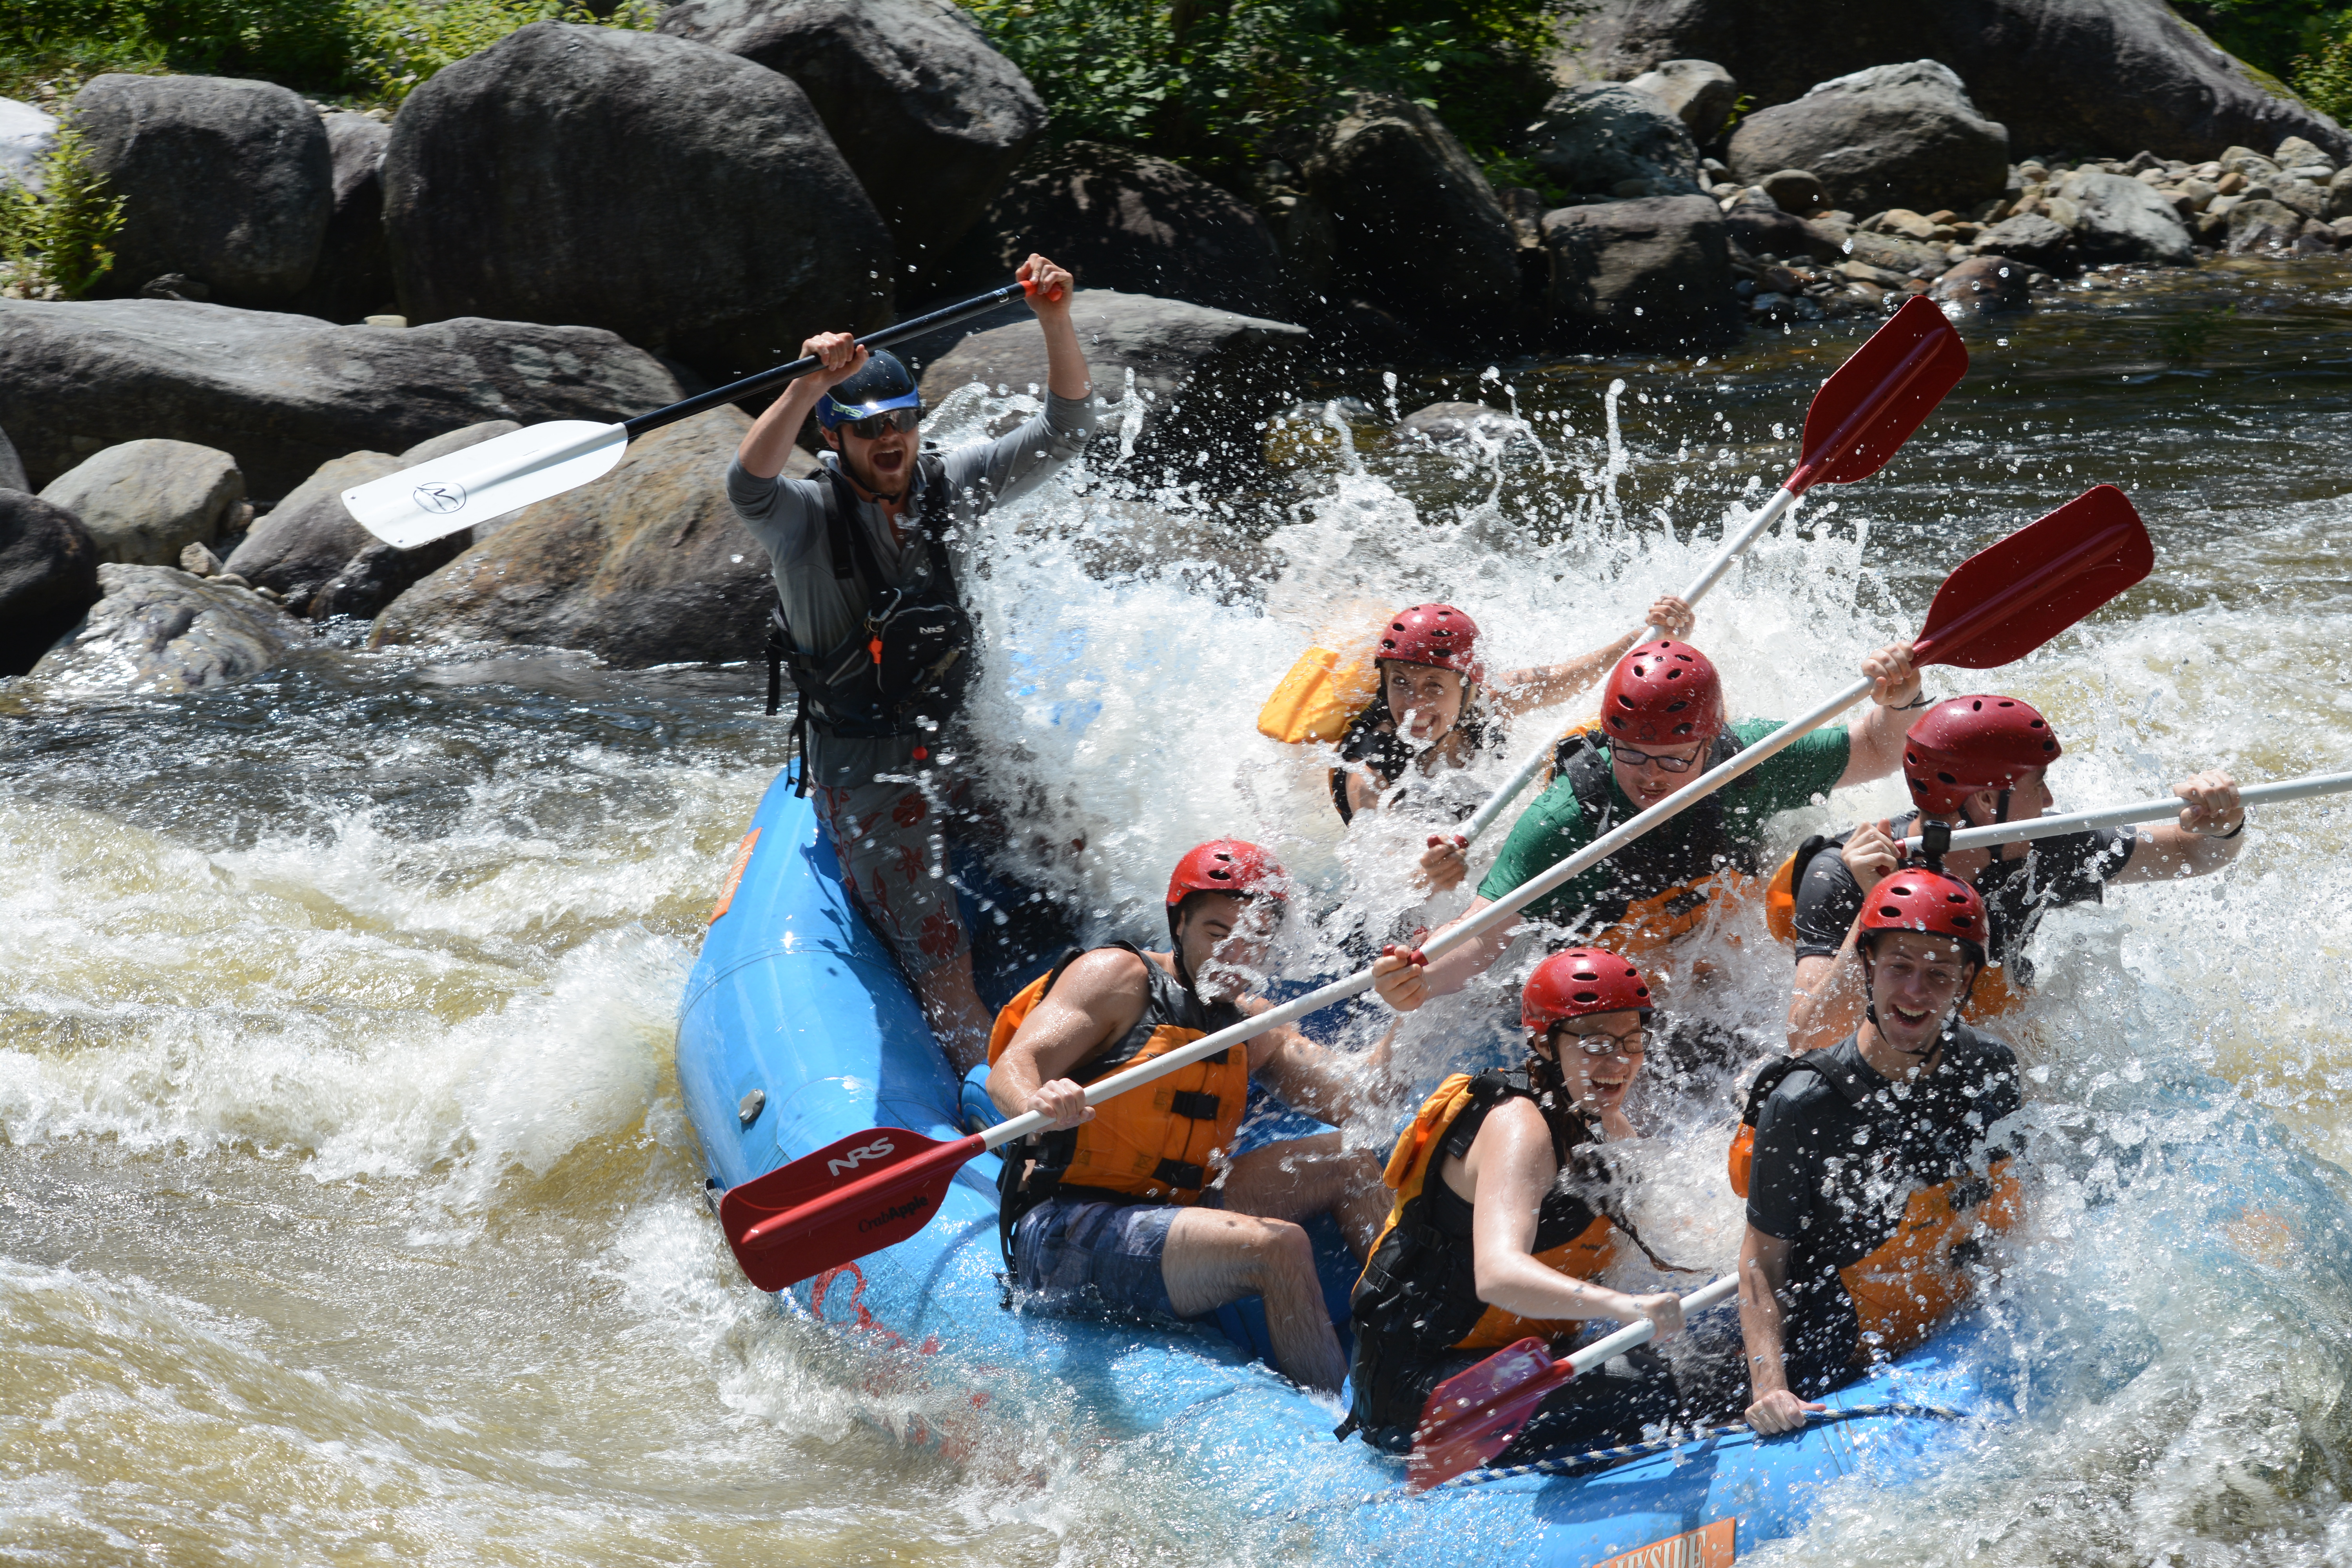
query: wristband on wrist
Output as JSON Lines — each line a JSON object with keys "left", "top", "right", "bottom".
{"left": 2216, "top": 816, "right": 2245, "bottom": 840}
{"left": 1894, "top": 693, "right": 1934, "bottom": 710}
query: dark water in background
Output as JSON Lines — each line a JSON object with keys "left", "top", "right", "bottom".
{"left": 5, "top": 256, "right": 2352, "bottom": 1565}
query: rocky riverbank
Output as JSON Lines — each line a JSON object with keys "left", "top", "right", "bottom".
{"left": 2, "top": 0, "right": 2347, "bottom": 688}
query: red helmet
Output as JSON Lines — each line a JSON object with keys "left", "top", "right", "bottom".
{"left": 1903, "top": 695, "right": 2061, "bottom": 815}
{"left": 1858, "top": 867, "right": 1986, "bottom": 966}
{"left": 1377, "top": 603, "right": 1482, "bottom": 681}
{"left": 1601, "top": 641, "right": 1723, "bottom": 746}
{"left": 1166, "top": 839, "right": 1287, "bottom": 908}
{"left": 1522, "top": 947, "right": 1654, "bottom": 1034}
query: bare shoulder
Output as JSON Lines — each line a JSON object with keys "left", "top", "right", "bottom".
{"left": 1054, "top": 946, "right": 1154, "bottom": 1003}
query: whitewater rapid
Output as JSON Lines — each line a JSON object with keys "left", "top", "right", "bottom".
{"left": 7, "top": 256, "right": 2352, "bottom": 1564}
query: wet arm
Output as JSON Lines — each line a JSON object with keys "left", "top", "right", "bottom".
{"left": 985, "top": 950, "right": 1148, "bottom": 1120}
{"left": 1739, "top": 1225, "right": 1823, "bottom": 1432}
{"left": 1788, "top": 944, "right": 1867, "bottom": 1053}
{"left": 1372, "top": 898, "right": 1516, "bottom": 1011}
{"left": 1835, "top": 642, "right": 1924, "bottom": 789}
{"left": 2111, "top": 771, "right": 2247, "bottom": 885}
{"left": 1469, "top": 1102, "right": 1681, "bottom": 1332}
{"left": 1258, "top": 1020, "right": 1399, "bottom": 1125}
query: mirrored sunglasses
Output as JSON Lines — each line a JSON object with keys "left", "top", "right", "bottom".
{"left": 841, "top": 406, "right": 921, "bottom": 439}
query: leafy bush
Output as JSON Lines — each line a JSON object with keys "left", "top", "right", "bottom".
{"left": 0, "top": 126, "right": 127, "bottom": 299}
{"left": 2293, "top": 15, "right": 2352, "bottom": 122}
{"left": 0, "top": 0, "right": 657, "bottom": 107}
{"left": 957, "top": 0, "right": 1565, "bottom": 176}
{"left": 2176, "top": 0, "right": 2352, "bottom": 85}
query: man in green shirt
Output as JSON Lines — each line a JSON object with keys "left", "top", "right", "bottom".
{"left": 1375, "top": 637, "right": 1923, "bottom": 1042}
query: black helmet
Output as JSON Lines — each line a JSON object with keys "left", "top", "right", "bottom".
{"left": 817, "top": 348, "right": 922, "bottom": 430}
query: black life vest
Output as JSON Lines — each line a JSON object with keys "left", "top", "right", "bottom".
{"left": 764, "top": 452, "right": 975, "bottom": 773}
{"left": 1328, "top": 690, "right": 1503, "bottom": 826}
{"left": 990, "top": 942, "right": 1249, "bottom": 1263}
{"left": 1726, "top": 1028, "right": 2023, "bottom": 1356}
{"left": 1550, "top": 729, "right": 1757, "bottom": 936}
{"left": 1346, "top": 1073, "right": 1626, "bottom": 1434}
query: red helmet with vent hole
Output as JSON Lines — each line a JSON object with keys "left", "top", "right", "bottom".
{"left": 1378, "top": 603, "right": 1483, "bottom": 681}
{"left": 1522, "top": 947, "right": 1654, "bottom": 1033}
{"left": 1601, "top": 641, "right": 1723, "bottom": 746}
{"left": 1858, "top": 867, "right": 1987, "bottom": 967}
{"left": 1903, "top": 695, "right": 2061, "bottom": 815}
{"left": 1166, "top": 840, "right": 1287, "bottom": 907}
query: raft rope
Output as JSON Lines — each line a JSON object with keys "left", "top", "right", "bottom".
{"left": 1423, "top": 1401, "right": 1970, "bottom": 1494}
{"left": 1297, "top": 1401, "right": 1971, "bottom": 1516}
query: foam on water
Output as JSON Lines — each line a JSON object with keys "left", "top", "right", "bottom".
{"left": 9, "top": 264, "right": 2352, "bottom": 1562}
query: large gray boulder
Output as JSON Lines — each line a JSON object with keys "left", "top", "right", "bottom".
{"left": 1974, "top": 211, "right": 2074, "bottom": 269}
{"left": 0, "top": 490, "right": 100, "bottom": 676}
{"left": 944, "top": 142, "right": 1286, "bottom": 316}
{"left": 0, "top": 96, "right": 55, "bottom": 191}
{"left": 72, "top": 74, "right": 332, "bottom": 308}
{"left": 1289, "top": 94, "right": 1527, "bottom": 347}
{"left": 1623, "top": 60, "right": 1740, "bottom": 142}
{"left": 2225, "top": 198, "right": 2307, "bottom": 254}
{"left": 37, "top": 438, "right": 245, "bottom": 565}
{"left": 31, "top": 564, "right": 306, "bottom": 693}
{"left": 1554, "top": 0, "right": 2350, "bottom": 165}
{"left": 385, "top": 22, "right": 893, "bottom": 385}
{"left": 1728, "top": 60, "right": 2008, "bottom": 215}
{"left": 371, "top": 407, "right": 782, "bottom": 666}
{"left": 287, "top": 111, "right": 394, "bottom": 323}
{"left": 2051, "top": 168, "right": 2194, "bottom": 264}
{"left": 1525, "top": 83, "right": 1705, "bottom": 197}
{"left": 920, "top": 289, "right": 1305, "bottom": 478}
{"left": 659, "top": 0, "right": 1044, "bottom": 268}
{"left": 1541, "top": 194, "right": 1741, "bottom": 353}
{"left": 226, "top": 420, "right": 519, "bottom": 615}
{"left": 0, "top": 299, "right": 679, "bottom": 497}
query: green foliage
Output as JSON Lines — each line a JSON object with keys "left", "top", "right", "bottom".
{"left": 0, "top": 0, "right": 658, "bottom": 107}
{"left": 348, "top": 0, "right": 662, "bottom": 106}
{"left": 2293, "top": 13, "right": 2352, "bottom": 122}
{"left": 0, "top": 125, "right": 127, "bottom": 299}
{"left": 957, "top": 0, "right": 1565, "bottom": 174}
{"left": 2176, "top": 0, "right": 2352, "bottom": 87}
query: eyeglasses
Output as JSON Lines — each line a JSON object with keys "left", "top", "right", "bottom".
{"left": 840, "top": 407, "right": 920, "bottom": 439}
{"left": 1611, "top": 744, "right": 1699, "bottom": 775}
{"left": 1550, "top": 1025, "right": 1646, "bottom": 1057}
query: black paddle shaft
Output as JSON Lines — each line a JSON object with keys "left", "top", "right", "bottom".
{"left": 620, "top": 281, "right": 1032, "bottom": 441}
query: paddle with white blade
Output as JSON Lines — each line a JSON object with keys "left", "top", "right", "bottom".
{"left": 340, "top": 277, "right": 1055, "bottom": 548}
{"left": 1457, "top": 295, "right": 1969, "bottom": 846}
{"left": 1897, "top": 768, "right": 2352, "bottom": 857}
{"left": 713, "top": 483, "right": 2151, "bottom": 1294}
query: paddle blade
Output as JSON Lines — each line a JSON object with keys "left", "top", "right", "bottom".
{"left": 718, "top": 1126, "right": 982, "bottom": 1292}
{"left": 1406, "top": 1337, "right": 1570, "bottom": 1492}
{"left": 1914, "top": 484, "right": 2152, "bottom": 670}
{"left": 1794, "top": 295, "right": 1968, "bottom": 490}
{"left": 341, "top": 419, "right": 628, "bottom": 547}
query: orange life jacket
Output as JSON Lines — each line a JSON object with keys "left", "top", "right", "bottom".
{"left": 1728, "top": 1036, "right": 2022, "bottom": 1355}
{"left": 1764, "top": 843, "right": 2027, "bottom": 1018}
{"left": 1257, "top": 610, "right": 1391, "bottom": 744}
{"left": 988, "top": 943, "right": 1250, "bottom": 1215}
{"left": 1356, "top": 1073, "right": 1619, "bottom": 1353}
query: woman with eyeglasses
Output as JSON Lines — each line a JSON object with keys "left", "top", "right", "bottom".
{"left": 725, "top": 254, "right": 1091, "bottom": 1071}
{"left": 1342, "top": 947, "right": 1717, "bottom": 1458}
{"left": 1373, "top": 636, "right": 1926, "bottom": 1077}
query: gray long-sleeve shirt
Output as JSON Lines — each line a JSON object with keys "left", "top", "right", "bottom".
{"left": 726, "top": 391, "right": 1094, "bottom": 788}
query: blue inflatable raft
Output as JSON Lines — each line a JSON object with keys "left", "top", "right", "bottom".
{"left": 675, "top": 766, "right": 2005, "bottom": 1565}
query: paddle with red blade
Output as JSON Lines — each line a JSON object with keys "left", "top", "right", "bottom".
{"left": 718, "top": 484, "right": 2152, "bottom": 1294}
{"left": 1460, "top": 294, "right": 1969, "bottom": 844}
{"left": 1408, "top": 1276, "right": 1740, "bottom": 1492}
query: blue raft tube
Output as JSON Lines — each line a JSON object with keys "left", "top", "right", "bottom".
{"left": 673, "top": 763, "right": 2077, "bottom": 1564}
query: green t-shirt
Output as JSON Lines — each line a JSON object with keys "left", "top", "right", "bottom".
{"left": 1476, "top": 718, "right": 1851, "bottom": 931}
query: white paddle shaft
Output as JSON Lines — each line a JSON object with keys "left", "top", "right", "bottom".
{"left": 978, "top": 674, "right": 1875, "bottom": 1155}
{"left": 1459, "top": 484, "right": 1804, "bottom": 845}
{"left": 1567, "top": 1274, "right": 1739, "bottom": 1375}
{"left": 1899, "top": 768, "right": 2352, "bottom": 855}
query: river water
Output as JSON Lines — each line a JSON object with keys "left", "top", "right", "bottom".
{"left": 6, "top": 256, "right": 2352, "bottom": 1565}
